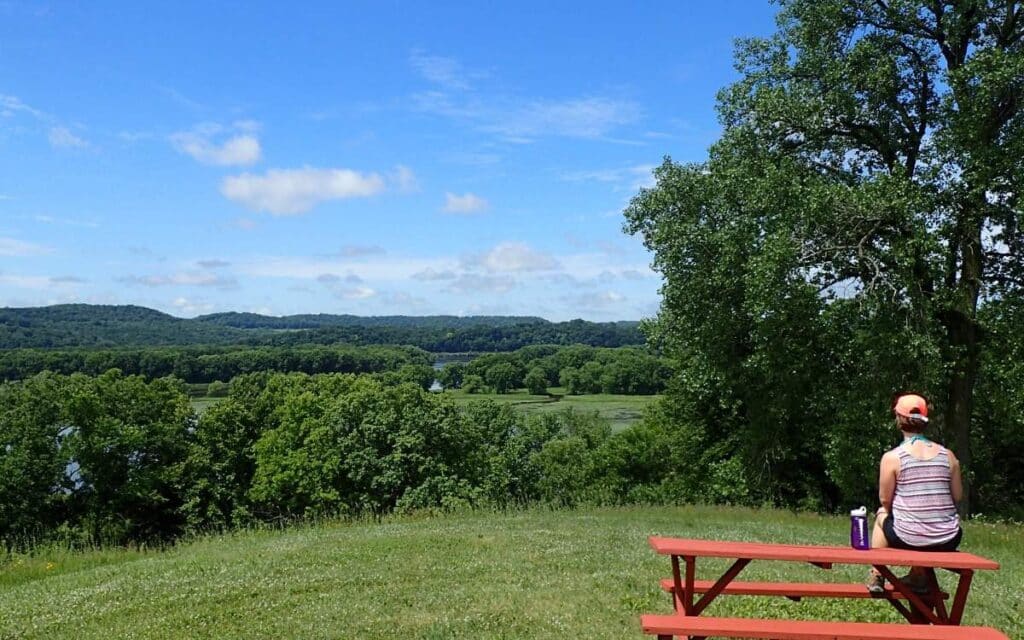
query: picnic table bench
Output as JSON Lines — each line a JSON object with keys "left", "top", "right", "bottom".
{"left": 641, "top": 536, "right": 1006, "bottom": 640}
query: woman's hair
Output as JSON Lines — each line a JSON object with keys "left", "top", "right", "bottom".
{"left": 897, "top": 414, "right": 928, "bottom": 434}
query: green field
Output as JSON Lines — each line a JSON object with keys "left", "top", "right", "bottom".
{"left": 1, "top": 506, "right": 1020, "bottom": 639}
{"left": 446, "top": 388, "right": 656, "bottom": 431}
{"left": 191, "top": 389, "right": 657, "bottom": 429}
{"left": 189, "top": 396, "right": 222, "bottom": 414}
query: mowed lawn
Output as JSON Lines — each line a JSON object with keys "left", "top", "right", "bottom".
{"left": 1, "top": 506, "right": 1021, "bottom": 639}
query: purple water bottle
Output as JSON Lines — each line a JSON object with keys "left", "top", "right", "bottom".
{"left": 850, "top": 506, "right": 869, "bottom": 550}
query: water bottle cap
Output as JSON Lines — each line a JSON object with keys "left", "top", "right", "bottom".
{"left": 850, "top": 506, "right": 867, "bottom": 517}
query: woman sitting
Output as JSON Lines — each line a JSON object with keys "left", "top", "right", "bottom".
{"left": 866, "top": 393, "right": 963, "bottom": 593}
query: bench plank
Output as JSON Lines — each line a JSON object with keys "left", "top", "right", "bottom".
{"left": 641, "top": 614, "right": 1010, "bottom": 640}
{"left": 658, "top": 578, "right": 949, "bottom": 600}
{"left": 648, "top": 537, "right": 1000, "bottom": 571}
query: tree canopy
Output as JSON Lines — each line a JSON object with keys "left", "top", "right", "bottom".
{"left": 626, "top": 0, "right": 1022, "bottom": 513}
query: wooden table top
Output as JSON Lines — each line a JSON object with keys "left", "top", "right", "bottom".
{"left": 648, "top": 536, "right": 1000, "bottom": 571}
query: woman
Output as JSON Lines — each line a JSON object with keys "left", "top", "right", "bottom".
{"left": 866, "top": 393, "right": 963, "bottom": 593}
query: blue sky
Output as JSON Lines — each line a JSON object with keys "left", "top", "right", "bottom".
{"left": 0, "top": 1, "right": 778, "bottom": 321}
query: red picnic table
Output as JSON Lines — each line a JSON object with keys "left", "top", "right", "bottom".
{"left": 642, "top": 536, "right": 1005, "bottom": 640}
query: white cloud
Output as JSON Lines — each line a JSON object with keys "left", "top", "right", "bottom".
{"left": 33, "top": 215, "right": 99, "bottom": 228}
{"left": 337, "top": 286, "right": 376, "bottom": 299}
{"left": 392, "top": 165, "right": 419, "bottom": 192}
{"left": 445, "top": 273, "right": 517, "bottom": 294}
{"left": 0, "top": 94, "right": 45, "bottom": 119}
{"left": 557, "top": 253, "right": 656, "bottom": 281}
{"left": 496, "top": 97, "right": 641, "bottom": 140}
{"left": 196, "top": 259, "right": 230, "bottom": 269}
{"left": 441, "top": 151, "right": 502, "bottom": 166}
{"left": 330, "top": 245, "right": 386, "bottom": 258}
{"left": 317, "top": 272, "right": 376, "bottom": 299}
{"left": 560, "top": 164, "right": 656, "bottom": 190}
{"left": 443, "top": 192, "right": 489, "bottom": 214}
{"left": 467, "top": 242, "right": 559, "bottom": 272}
{"left": 565, "top": 290, "right": 627, "bottom": 309}
{"left": 0, "top": 237, "right": 53, "bottom": 256}
{"left": 0, "top": 273, "right": 54, "bottom": 289}
{"left": 414, "top": 91, "right": 640, "bottom": 142}
{"left": 48, "top": 127, "right": 88, "bottom": 149}
{"left": 408, "top": 53, "right": 640, "bottom": 141}
{"left": 171, "top": 128, "right": 261, "bottom": 166}
{"left": 317, "top": 272, "right": 363, "bottom": 285}
{"left": 411, "top": 268, "right": 458, "bottom": 281}
{"left": 381, "top": 291, "right": 429, "bottom": 307}
{"left": 171, "top": 296, "right": 215, "bottom": 316}
{"left": 410, "top": 52, "right": 476, "bottom": 90}
{"left": 158, "top": 85, "right": 206, "bottom": 112}
{"left": 120, "top": 272, "right": 238, "bottom": 289}
{"left": 239, "top": 255, "right": 451, "bottom": 281}
{"left": 221, "top": 168, "right": 386, "bottom": 215}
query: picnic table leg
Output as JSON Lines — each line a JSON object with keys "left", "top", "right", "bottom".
{"left": 670, "top": 555, "right": 690, "bottom": 614}
{"left": 924, "top": 569, "right": 949, "bottom": 623}
{"left": 948, "top": 569, "right": 974, "bottom": 625}
{"left": 670, "top": 555, "right": 697, "bottom": 616}
{"left": 684, "top": 552, "right": 700, "bottom": 638}
{"left": 874, "top": 565, "right": 943, "bottom": 625}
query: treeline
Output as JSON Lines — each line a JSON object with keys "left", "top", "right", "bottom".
{"left": 0, "top": 345, "right": 431, "bottom": 383}
{"left": 0, "top": 370, "right": 681, "bottom": 548}
{"left": 0, "top": 304, "right": 642, "bottom": 351}
{"left": 195, "top": 311, "right": 545, "bottom": 330}
{"left": 440, "top": 345, "right": 673, "bottom": 395}
{"left": 256, "top": 320, "right": 643, "bottom": 352}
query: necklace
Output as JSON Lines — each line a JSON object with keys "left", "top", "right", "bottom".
{"left": 903, "top": 434, "right": 932, "bottom": 446}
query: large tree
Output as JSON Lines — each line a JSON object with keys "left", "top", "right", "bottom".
{"left": 627, "top": 0, "right": 1022, "bottom": 513}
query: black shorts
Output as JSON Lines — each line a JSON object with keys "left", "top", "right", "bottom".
{"left": 883, "top": 515, "right": 962, "bottom": 552}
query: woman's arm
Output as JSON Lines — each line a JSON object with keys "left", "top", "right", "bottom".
{"left": 948, "top": 450, "right": 964, "bottom": 505}
{"left": 878, "top": 451, "right": 898, "bottom": 511}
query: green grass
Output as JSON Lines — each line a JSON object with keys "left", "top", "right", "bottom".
{"left": 1, "top": 506, "right": 1020, "bottom": 639}
{"left": 189, "top": 396, "right": 221, "bottom": 414}
{"left": 446, "top": 388, "right": 657, "bottom": 431}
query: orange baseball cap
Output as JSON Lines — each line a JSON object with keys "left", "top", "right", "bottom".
{"left": 894, "top": 394, "right": 929, "bottom": 422}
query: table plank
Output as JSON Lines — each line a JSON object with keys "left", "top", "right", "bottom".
{"left": 649, "top": 537, "right": 999, "bottom": 570}
{"left": 641, "top": 614, "right": 1011, "bottom": 639}
{"left": 658, "top": 578, "right": 949, "bottom": 600}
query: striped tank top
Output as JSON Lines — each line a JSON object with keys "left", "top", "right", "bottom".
{"left": 891, "top": 445, "right": 960, "bottom": 547}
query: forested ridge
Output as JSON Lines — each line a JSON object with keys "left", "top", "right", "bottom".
{"left": 0, "top": 304, "right": 642, "bottom": 351}
{"left": 195, "top": 311, "right": 546, "bottom": 329}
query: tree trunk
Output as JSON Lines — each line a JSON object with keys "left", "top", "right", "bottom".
{"left": 944, "top": 223, "right": 983, "bottom": 517}
{"left": 945, "top": 318, "right": 977, "bottom": 517}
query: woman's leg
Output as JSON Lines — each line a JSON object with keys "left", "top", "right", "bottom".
{"left": 865, "top": 508, "right": 890, "bottom": 592}
{"left": 872, "top": 507, "right": 890, "bottom": 549}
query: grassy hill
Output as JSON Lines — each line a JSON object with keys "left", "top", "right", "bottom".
{"left": 1, "top": 506, "right": 1020, "bottom": 639}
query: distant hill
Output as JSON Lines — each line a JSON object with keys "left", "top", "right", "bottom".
{"left": 0, "top": 304, "right": 248, "bottom": 348}
{"left": 194, "top": 311, "right": 547, "bottom": 330}
{"left": 0, "top": 305, "right": 643, "bottom": 350}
